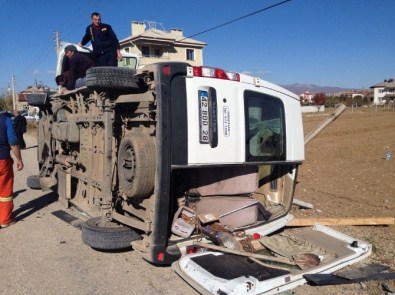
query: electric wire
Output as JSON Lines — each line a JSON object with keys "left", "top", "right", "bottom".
{"left": 177, "top": 0, "right": 292, "bottom": 42}
{"left": 3, "top": 0, "right": 291, "bottom": 92}
{"left": 20, "top": 1, "right": 95, "bottom": 91}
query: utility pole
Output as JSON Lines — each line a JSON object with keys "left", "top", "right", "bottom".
{"left": 11, "top": 74, "right": 16, "bottom": 110}
{"left": 54, "top": 31, "right": 62, "bottom": 57}
{"left": 54, "top": 31, "right": 62, "bottom": 92}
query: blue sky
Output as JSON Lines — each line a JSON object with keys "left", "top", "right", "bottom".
{"left": 0, "top": 0, "right": 394, "bottom": 94}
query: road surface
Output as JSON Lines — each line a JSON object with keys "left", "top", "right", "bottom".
{"left": 0, "top": 133, "right": 198, "bottom": 295}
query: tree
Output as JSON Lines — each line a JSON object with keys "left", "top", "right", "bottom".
{"left": 353, "top": 95, "right": 363, "bottom": 107}
{"left": 0, "top": 93, "right": 13, "bottom": 111}
{"left": 313, "top": 92, "right": 327, "bottom": 105}
{"left": 325, "top": 95, "right": 340, "bottom": 108}
{"left": 339, "top": 94, "right": 348, "bottom": 103}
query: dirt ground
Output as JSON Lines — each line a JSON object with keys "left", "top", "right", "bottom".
{"left": 291, "top": 107, "right": 395, "bottom": 295}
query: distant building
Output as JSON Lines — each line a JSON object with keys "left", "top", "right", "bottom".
{"left": 119, "top": 21, "right": 207, "bottom": 67}
{"left": 300, "top": 91, "right": 313, "bottom": 103}
{"left": 370, "top": 79, "right": 395, "bottom": 105}
{"left": 339, "top": 90, "right": 372, "bottom": 98}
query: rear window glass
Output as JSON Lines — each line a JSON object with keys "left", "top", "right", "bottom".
{"left": 118, "top": 57, "right": 138, "bottom": 69}
{"left": 245, "top": 90, "right": 285, "bottom": 161}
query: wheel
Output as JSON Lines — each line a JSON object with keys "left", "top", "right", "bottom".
{"left": 85, "top": 67, "right": 138, "bottom": 90}
{"left": 37, "top": 115, "right": 51, "bottom": 170}
{"left": 27, "top": 175, "right": 41, "bottom": 189}
{"left": 27, "top": 93, "right": 48, "bottom": 107}
{"left": 81, "top": 217, "right": 141, "bottom": 250}
{"left": 117, "top": 132, "right": 155, "bottom": 198}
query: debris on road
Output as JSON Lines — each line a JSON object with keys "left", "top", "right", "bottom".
{"left": 303, "top": 263, "right": 395, "bottom": 286}
{"left": 287, "top": 217, "right": 395, "bottom": 227}
{"left": 292, "top": 198, "right": 314, "bottom": 209}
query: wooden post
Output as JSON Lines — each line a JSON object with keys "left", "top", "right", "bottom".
{"left": 304, "top": 104, "right": 346, "bottom": 145}
{"left": 287, "top": 217, "right": 395, "bottom": 227}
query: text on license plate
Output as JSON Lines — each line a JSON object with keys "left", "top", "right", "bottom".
{"left": 199, "top": 90, "right": 209, "bottom": 143}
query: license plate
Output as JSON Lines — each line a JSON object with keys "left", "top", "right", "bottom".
{"left": 199, "top": 90, "right": 209, "bottom": 143}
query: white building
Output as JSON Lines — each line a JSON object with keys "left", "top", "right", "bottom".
{"left": 370, "top": 79, "right": 395, "bottom": 105}
{"left": 300, "top": 91, "right": 314, "bottom": 103}
{"left": 119, "top": 21, "right": 207, "bottom": 68}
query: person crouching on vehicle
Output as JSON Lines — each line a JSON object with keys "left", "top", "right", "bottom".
{"left": 55, "top": 71, "right": 70, "bottom": 93}
{"left": 63, "top": 45, "right": 94, "bottom": 91}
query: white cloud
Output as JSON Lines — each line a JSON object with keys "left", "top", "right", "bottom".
{"left": 32, "top": 69, "right": 41, "bottom": 75}
{"left": 241, "top": 70, "right": 253, "bottom": 75}
{"left": 256, "top": 70, "right": 269, "bottom": 76}
{"left": 240, "top": 70, "right": 269, "bottom": 78}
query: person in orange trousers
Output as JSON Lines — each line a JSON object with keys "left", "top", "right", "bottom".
{"left": 0, "top": 111, "right": 24, "bottom": 227}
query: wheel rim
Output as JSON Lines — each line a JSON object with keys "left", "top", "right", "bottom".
{"left": 93, "top": 217, "right": 123, "bottom": 229}
{"left": 122, "top": 144, "right": 136, "bottom": 184}
{"left": 117, "top": 132, "right": 155, "bottom": 198}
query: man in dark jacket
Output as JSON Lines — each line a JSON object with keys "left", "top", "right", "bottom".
{"left": 78, "top": 12, "right": 122, "bottom": 67}
{"left": 13, "top": 110, "right": 27, "bottom": 149}
{"left": 0, "top": 112, "right": 24, "bottom": 227}
{"left": 64, "top": 45, "right": 95, "bottom": 91}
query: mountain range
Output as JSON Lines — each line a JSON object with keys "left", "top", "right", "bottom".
{"left": 280, "top": 83, "right": 353, "bottom": 95}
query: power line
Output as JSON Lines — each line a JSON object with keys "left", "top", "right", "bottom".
{"left": 178, "top": 0, "right": 292, "bottom": 42}
{"left": 20, "top": 2, "right": 93, "bottom": 91}
{"left": 30, "top": 43, "right": 55, "bottom": 72}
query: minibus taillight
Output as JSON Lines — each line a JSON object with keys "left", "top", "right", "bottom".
{"left": 193, "top": 66, "right": 240, "bottom": 82}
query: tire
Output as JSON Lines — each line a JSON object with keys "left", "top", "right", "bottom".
{"left": 117, "top": 132, "right": 155, "bottom": 198}
{"left": 85, "top": 67, "right": 138, "bottom": 90}
{"left": 81, "top": 217, "right": 141, "bottom": 250}
{"left": 27, "top": 175, "right": 41, "bottom": 189}
{"left": 37, "top": 115, "right": 51, "bottom": 170}
{"left": 27, "top": 93, "right": 48, "bottom": 107}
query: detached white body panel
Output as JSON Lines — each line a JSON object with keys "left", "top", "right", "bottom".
{"left": 173, "top": 224, "right": 372, "bottom": 295}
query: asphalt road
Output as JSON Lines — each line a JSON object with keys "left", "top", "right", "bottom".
{"left": 0, "top": 133, "right": 198, "bottom": 295}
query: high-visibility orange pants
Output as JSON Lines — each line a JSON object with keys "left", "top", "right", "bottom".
{"left": 0, "top": 158, "right": 14, "bottom": 225}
